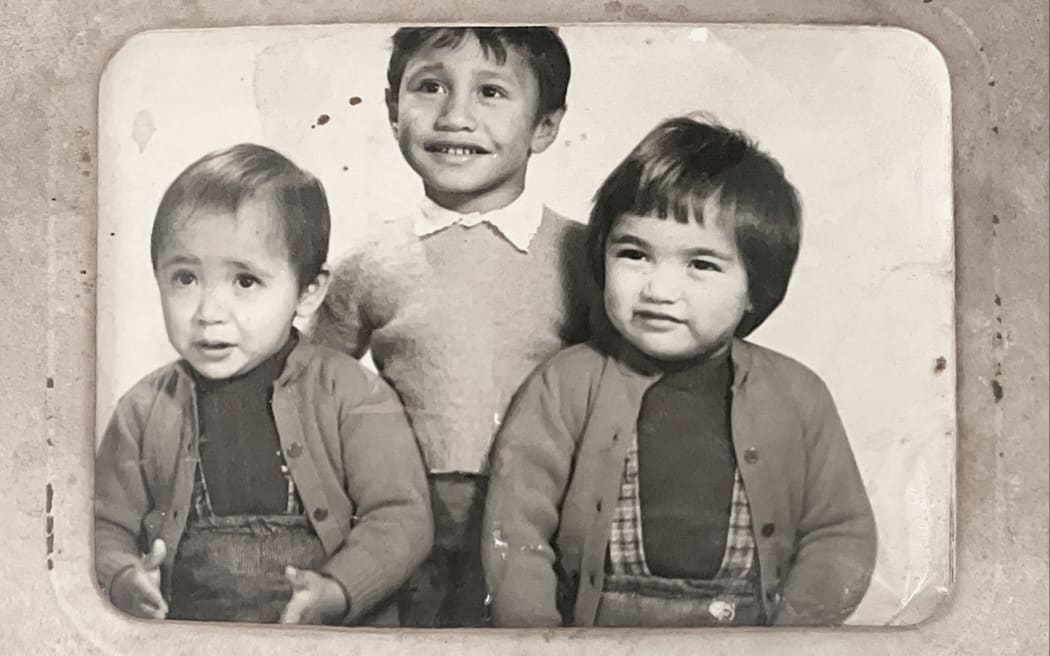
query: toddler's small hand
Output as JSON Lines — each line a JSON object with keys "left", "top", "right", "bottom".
{"left": 110, "top": 539, "right": 168, "bottom": 620}
{"left": 279, "top": 566, "right": 348, "bottom": 625}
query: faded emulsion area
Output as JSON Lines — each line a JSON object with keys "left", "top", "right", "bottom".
{"left": 0, "top": 1, "right": 1045, "bottom": 655}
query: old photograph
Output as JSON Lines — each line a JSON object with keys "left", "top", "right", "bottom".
{"left": 94, "top": 23, "right": 955, "bottom": 629}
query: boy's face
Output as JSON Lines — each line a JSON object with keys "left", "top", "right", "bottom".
{"left": 155, "top": 199, "right": 323, "bottom": 380}
{"left": 603, "top": 210, "right": 751, "bottom": 362}
{"left": 388, "top": 34, "right": 563, "bottom": 214}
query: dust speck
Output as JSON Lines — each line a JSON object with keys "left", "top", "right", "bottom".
{"left": 317, "top": 114, "right": 331, "bottom": 126}
{"left": 349, "top": 96, "right": 363, "bottom": 106}
{"left": 934, "top": 357, "right": 947, "bottom": 373}
{"left": 991, "top": 379, "right": 1004, "bottom": 403}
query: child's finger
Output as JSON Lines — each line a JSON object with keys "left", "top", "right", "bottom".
{"left": 284, "top": 565, "right": 308, "bottom": 590}
{"left": 279, "top": 593, "right": 306, "bottom": 624}
{"left": 141, "top": 539, "right": 167, "bottom": 571}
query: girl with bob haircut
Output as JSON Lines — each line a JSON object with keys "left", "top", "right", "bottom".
{"left": 482, "top": 116, "right": 876, "bottom": 627}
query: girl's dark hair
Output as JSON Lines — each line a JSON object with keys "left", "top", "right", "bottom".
{"left": 386, "top": 27, "right": 571, "bottom": 118}
{"left": 587, "top": 116, "right": 802, "bottom": 337}
{"left": 150, "top": 143, "right": 330, "bottom": 290}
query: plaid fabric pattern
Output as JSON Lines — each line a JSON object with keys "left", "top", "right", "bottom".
{"left": 608, "top": 436, "right": 651, "bottom": 576}
{"left": 607, "top": 430, "right": 756, "bottom": 593}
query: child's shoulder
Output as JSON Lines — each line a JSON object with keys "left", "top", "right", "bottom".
{"left": 738, "top": 339, "right": 836, "bottom": 409}
{"left": 533, "top": 341, "right": 608, "bottom": 385}
{"left": 110, "top": 360, "right": 187, "bottom": 419}
{"left": 741, "top": 340, "right": 827, "bottom": 385}
{"left": 291, "top": 338, "right": 391, "bottom": 399}
{"left": 537, "top": 205, "right": 586, "bottom": 240}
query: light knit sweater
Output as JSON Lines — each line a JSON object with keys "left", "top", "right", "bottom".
{"left": 309, "top": 206, "right": 594, "bottom": 474}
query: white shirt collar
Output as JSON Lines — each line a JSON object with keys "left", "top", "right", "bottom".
{"left": 413, "top": 191, "right": 544, "bottom": 253}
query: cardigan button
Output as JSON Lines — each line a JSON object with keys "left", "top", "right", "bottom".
{"left": 312, "top": 508, "right": 329, "bottom": 522}
{"left": 286, "top": 442, "right": 304, "bottom": 458}
{"left": 761, "top": 523, "right": 775, "bottom": 537}
{"left": 743, "top": 447, "right": 759, "bottom": 464}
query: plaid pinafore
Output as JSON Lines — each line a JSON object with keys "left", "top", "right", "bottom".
{"left": 598, "top": 432, "right": 764, "bottom": 626}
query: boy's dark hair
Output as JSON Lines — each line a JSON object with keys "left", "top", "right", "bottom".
{"left": 587, "top": 116, "right": 802, "bottom": 337}
{"left": 386, "top": 27, "right": 571, "bottom": 118}
{"left": 150, "top": 143, "right": 330, "bottom": 290}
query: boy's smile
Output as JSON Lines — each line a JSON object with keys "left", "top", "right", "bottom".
{"left": 154, "top": 199, "right": 317, "bottom": 380}
{"left": 603, "top": 212, "right": 752, "bottom": 362}
{"left": 389, "top": 34, "right": 562, "bottom": 214}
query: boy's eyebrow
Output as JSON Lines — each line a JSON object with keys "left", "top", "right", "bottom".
{"left": 158, "top": 254, "right": 201, "bottom": 267}
{"left": 404, "top": 62, "right": 448, "bottom": 78}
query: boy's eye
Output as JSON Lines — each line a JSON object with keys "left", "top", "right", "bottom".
{"left": 417, "top": 79, "right": 445, "bottom": 94}
{"left": 480, "top": 85, "right": 507, "bottom": 99}
{"left": 235, "top": 274, "right": 260, "bottom": 289}
{"left": 172, "top": 271, "right": 197, "bottom": 287}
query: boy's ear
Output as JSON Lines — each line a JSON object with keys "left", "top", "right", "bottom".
{"left": 295, "top": 266, "right": 331, "bottom": 319}
{"left": 385, "top": 88, "right": 399, "bottom": 138}
{"left": 529, "top": 107, "right": 566, "bottom": 155}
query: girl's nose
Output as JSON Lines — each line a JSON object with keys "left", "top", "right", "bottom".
{"left": 641, "top": 266, "right": 682, "bottom": 303}
{"left": 435, "top": 89, "right": 477, "bottom": 131}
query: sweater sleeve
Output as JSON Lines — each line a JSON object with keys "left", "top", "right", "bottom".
{"left": 774, "top": 379, "right": 878, "bottom": 625}
{"left": 309, "top": 252, "right": 372, "bottom": 359}
{"left": 319, "top": 368, "right": 433, "bottom": 624}
{"left": 94, "top": 390, "right": 151, "bottom": 595}
{"left": 482, "top": 361, "right": 581, "bottom": 627}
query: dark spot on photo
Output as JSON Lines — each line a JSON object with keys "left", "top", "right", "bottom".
{"left": 605, "top": 0, "right": 624, "bottom": 12}
{"left": 46, "top": 483, "right": 53, "bottom": 513}
{"left": 989, "top": 80, "right": 996, "bottom": 87}
{"left": 80, "top": 151, "right": 91, "bottom": 163}
{"left": 46, "top": 377, "right": 54, "bottom": 388}
{"left": 349, "top": 96, "right": 363, "bottom": 106}
{"left": 317, "top": 114, "right": 331, "bottom": 126}
{"left": 934, "top": 357, "right": 947, "bottom": 373}
{"left": 992, "top": 214, "right": 1000, "bottom": 224}
{"left": 342, "top": 166, "right": 349, "bottom": 172}
{"left": 991, "top": 379, "right": 1004, "bottom": 403}
{"left": 992, "top": 126, "right": 999, "bottom": 134}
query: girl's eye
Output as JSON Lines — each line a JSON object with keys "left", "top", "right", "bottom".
{"left": 172, "top": 271, "right": 196, "bottom": 287}
{"left": 615, "top": 248, "right": 647, "bottom": 261}
{"left": 236, "top": 274, "right": 260, "bottom": 289}
{"left": 689, "top": 259, "right": 722, "bottom": 272}
{"left": 480, "top": 85, "right": 506, "bottom": 99}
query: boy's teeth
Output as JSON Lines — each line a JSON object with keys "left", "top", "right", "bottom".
{"left": 442, "top": 146, "right": 477, "bottom": 155}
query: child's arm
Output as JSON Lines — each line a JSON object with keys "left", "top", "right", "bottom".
{"left": 482, "top": 363, "right": 582, "bottom": 627}
{"left": 313, "top": 367, "right": 433, "bottom": 624}
{"left": 94, "top": 392, "right": 158, "bottom": 606}
{"left": 308, "top": 253, "right": 372, "bottom": 359}
{"left": 775, "top": 379, "right": 877, "bottom": 625}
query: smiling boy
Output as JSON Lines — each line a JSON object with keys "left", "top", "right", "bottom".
{"left": 310, "top": 27, "right": 593, "bottom": 627}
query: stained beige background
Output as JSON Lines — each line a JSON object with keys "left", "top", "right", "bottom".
{"left": 1, "top": 1, "right": 1047, "bottom": 655}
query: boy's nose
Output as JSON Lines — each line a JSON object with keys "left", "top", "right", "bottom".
{"left": 194, "top": 286, "right": 230, "bottom": 324}
{"left": 435, "top": 91, "right": 477, "bottom": 131}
